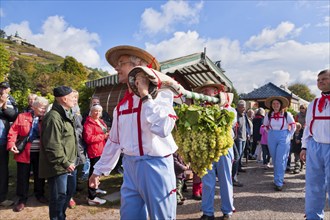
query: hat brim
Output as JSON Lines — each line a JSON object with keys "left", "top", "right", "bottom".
{"left": 265, "top": 96, "right": 289, "bottom": 109}
{"left": 105, "top": 45, "right": 160, "bottom": 71}
{"left": 194, "top": 83, "right": 225, "bottom": 93}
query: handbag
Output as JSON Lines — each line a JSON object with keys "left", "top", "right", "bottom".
{"left": 15, "top": 136, "right": 30, "bottom": 154}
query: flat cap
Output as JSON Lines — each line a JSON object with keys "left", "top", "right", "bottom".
{"left": 53, "top": 86, "right": 73, "bottom": 97}
{"left": 0, "top": 82, "right": 10, "bottom": 88}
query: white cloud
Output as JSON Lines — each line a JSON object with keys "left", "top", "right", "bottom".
{"left": 140, "top": 0, "right": 203, "bottom": 35}
{"left": 0, "top": 8, "right": 4, "bottom": 17}
{"left": 147, "top": 29, "right": 329, "bottom": 96}
{"left": 245, "top": 22, "right": 302, "bottom": 49}
{"left": 4, "top": 15, "right": 101, "bottom": 67}
{"left": 263, "top": 70, "right": 290, "bottom": 87}
{"left": 316, "top": 16, "right": 330, "bottom": 27}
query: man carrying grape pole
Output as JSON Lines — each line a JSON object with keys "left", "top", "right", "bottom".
{"left": 194, "top": 81, "right": 236, "bottom": 220}
{"left": 88, "top": 45, "right": 178, "bottom": 219}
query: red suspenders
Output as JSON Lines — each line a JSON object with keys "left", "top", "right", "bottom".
{"left": 269, "top": 115, "right": 285, "bottom": 130}
{"left": 310, "top": 98, "right": 330, "bottom": 135}
{"left": 116, "top": 92, "right": 144, "bottom": 156}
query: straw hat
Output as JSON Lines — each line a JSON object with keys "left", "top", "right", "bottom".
{"left": 105, "top": 45, "right": 160, "bottom": 70}
{"left": 265, "top": 96, "right": 289, "bottom": 109}
{"left": 193, "top": 80, "right": 225, "bottom": 93}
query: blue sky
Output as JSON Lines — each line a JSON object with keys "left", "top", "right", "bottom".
{"left": 1, "top": 0, "right": 329, "bottom": 95}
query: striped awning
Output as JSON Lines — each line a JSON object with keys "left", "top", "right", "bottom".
{"left": 160, "top": 53, "right": 233, "bottom": 91}
{"left": 86, "top": 52, "right": 233, "bottom": 91}
{"left": 85, "top": 74, "right": 119, "bottom": 88}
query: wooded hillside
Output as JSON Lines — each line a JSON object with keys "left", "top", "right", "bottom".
{"left": 0, "top": 37, "right": 109, "bottom": 112}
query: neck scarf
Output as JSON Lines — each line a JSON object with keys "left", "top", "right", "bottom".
{"left": 118, "top": 90, "right": 134, "bottom": 109}
{"left": 273, "top": 112, "right": 280, "bottom": 120}
{"left": 318, "top": 93, "right": 330, "bottom": 113}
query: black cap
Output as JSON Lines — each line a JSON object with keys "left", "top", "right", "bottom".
{"left": 53, "top": 86, "right": 73, "bottom": 97}
{"left": 0, "top": 82, "right": 10, "bottom": 88}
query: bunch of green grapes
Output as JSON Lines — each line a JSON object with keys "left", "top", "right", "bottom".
{"left": 172, "top": 106, "right": 235, "bottom": 177}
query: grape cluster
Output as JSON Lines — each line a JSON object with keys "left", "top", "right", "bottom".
{"left": 173, "top": 104, "right": 235, "bottom": 177}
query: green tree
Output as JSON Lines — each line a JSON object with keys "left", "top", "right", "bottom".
{"left": 288, "top": 83, "right": 316, "bottom": 102}
{"left": 77, "top": 84, "right": 95, "bottom": 114}
{"left": 61, "top": 56, "right": 88, "bottom": 78}
{"left": 8, "top": 69, "right": 29, "bottom": 93}
{"left": 0, "top": 44, "right": 11, "bottom": 81}
{"left": 0, "top": 29, "right": 6, "bottom": 38}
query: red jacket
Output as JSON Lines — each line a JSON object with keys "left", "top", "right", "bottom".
{"left": 7, "top": 112, "right": 35, "bottom": 163}
{"left": 83, "top": 116, "right": 107, "bottom": 159}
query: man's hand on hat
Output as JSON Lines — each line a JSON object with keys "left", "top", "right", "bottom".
{"left": 135, "top": 72, "right": 149, "bottom": 97}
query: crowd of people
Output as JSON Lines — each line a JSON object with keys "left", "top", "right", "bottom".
{"left": 0, "top": 83, "right": 113, "bottom": 217}
{"left": 0, "top": 45, "right": 329, "bottom": 220}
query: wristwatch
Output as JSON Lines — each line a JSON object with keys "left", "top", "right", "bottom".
{"left": 141, "top": 94, "right": 152, "bottom": 103}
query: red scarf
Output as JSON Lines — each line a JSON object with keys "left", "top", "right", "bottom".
{"left": 318, "top": 93, "right": 330, "bottom": 113}
{"left": 273, "top": 112, "right": 280, "bottom": 120}
{"left": 118, "top": 90, "right": 134, "bottom": 109}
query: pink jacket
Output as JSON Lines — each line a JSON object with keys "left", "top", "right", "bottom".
{"left": 260, "top": 125, "right": 268, "bottom": 145}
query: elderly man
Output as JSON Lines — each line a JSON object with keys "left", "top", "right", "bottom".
{"left": 89, "top": 45, "right": 178, "bottom": 219}
{"left": 39, "top": 86, "right": 77, "bottom": 220}
{"left": 231, "top": 100, "right": 250, "bottom": 187}
{"left": 195, "top": 81, "right": 236, "bottom": 220}
{"left": 300, "top": 69, "right": 330, "bottom": 220}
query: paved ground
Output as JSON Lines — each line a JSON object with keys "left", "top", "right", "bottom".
{"left": 1, "top": 159, "right": 329, "bottom": 219}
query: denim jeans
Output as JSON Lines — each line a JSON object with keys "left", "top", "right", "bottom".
{"left": 82, "top": 158, "right": 90, "bottom": 177}
{"left": 232, "top": 140, "right": 246, "bottom": 182}
{"left": 48, "top": 172, "right": 76, "bottom": 220}
{"left": 0, "top": 143, "right": 9, "bottom": 202}
{"left": 67, "top": 170, "right": 77, "bottom": 198}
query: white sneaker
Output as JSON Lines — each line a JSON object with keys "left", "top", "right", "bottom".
{"left": 87, "top": 197, "right": 106, "bottom": 206}
{"left": 96, "top": 188, "right": 107, "bottom": 195}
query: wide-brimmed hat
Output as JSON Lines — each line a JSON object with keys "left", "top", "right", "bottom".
{"left": 105, "top": 45, "right": 160, "bottom": 70}
{"left": 193, "top": 80, "right": 225, "bottom": 93}
{"left": 265, "top": 96, "right": 289, "bottom": 109}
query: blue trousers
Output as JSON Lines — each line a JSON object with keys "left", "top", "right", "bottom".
{"left": 305, "top": 138, "right": 330, "bottom": 220}
{"left": 120, "top": 154, "right": 176, "bottom": 220}
{"left": 267, "top": 130, "right": 291, "bottom": 187}
{"left": 201, "top": 147, "right": 234, "bottom": 216}
{"left": 232, "top": 140, "right": 245, "bottom": 182}
{"left": 48, "top": 171, "right": 76, "bottom": 220}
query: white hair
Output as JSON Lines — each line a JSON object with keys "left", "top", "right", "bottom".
{"left": 89, "top": 104, "right": 103, "bottom": 116}
{"left": 237, "top": 100, "right": 246, "bottom": 107}
{"left": 32, "top": 96, "right": 49, "bottom": 107}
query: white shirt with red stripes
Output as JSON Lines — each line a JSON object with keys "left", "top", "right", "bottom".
{"left": 302, "top": 97, "right": 330, "bottom": 149}
{"left": 263, "top": 111, "right": 296, "bottom": 132}
{"left": 93, "top": 90, "right": 178, "bottom": 176}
